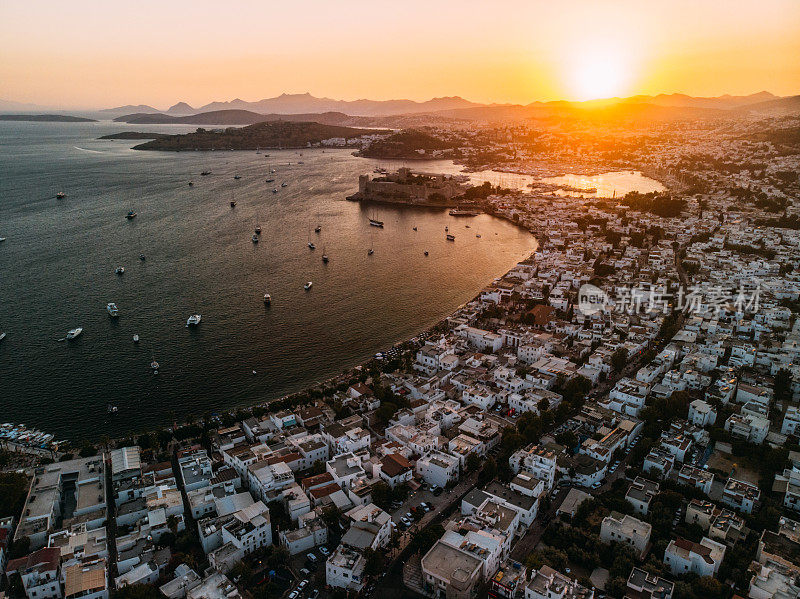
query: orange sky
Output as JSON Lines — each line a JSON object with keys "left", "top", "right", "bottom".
{"left": 1, "top": 0, "right": 798, "bottom": 109}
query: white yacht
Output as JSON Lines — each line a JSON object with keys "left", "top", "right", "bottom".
{"left": 186, "top": 314, "right": 202, "bottom": 327}
{"left": 115, "top": 266, "right": 125, "bottom": 275}
{"left": 0, "top": 237, "right": 6, "bottom": 242}
{"left": 308, "top": 242, "right": 316, "bottom": 250}
{"left": 304, "top": 282, "right": 313, "bottom": 291}
{"left": 66, "top": 328, "right": 83, "bottom": 340}
{"left": 133, "top": 334, "right": 139, "bottom": 343}
{"left": 0, "top": 332, "right": 6, "bottom": 342}
{"left": 106, "top": 303, "right": 119, "bottom": 317}
{"left": 263, "top": 293, "right": 271, "bottom": 305}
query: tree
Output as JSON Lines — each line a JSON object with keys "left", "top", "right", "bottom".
{"left": 611, "top": 348, "right": 628, "bottom": 374}
{"left": 478, "top": 457, "right": 497, "bottom": 486}
{"left": 555, "top": 431, "right": 578, "bottom": 449}
{"left": 466, "top": 453, "right": 482, "bottom": 473}
{"left": 0, "top": 472, "right": 30, "bottom": 519}
{"left": 113, "top": 584, "right": 163, "bottom": 599}
{"left": 363, "top": 548, "right": 384, "bottom": 576}
{"left": 8, "top": 536, "right": 30, "bottom": 560}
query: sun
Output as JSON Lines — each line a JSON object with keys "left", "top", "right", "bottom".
{"left": 566, "top": 45, "right": 633, "bottom": 101}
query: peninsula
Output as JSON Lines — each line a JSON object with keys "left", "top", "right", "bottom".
{"left": 132, "top": 120, "right": 388, "bottom": 151}
{"left": 99, "top": 131, "right": 169, "bottom": 140}
{"left": 0, "top": 114, "right": 96, "bottom": 122}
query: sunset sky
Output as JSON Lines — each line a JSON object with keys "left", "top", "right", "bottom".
{"left": 1, "top": 0, "right": 798, "bottom": 109}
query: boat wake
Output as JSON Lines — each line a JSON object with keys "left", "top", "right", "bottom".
{"left": 72, "top": 146, "right": 104, "bottom": 154}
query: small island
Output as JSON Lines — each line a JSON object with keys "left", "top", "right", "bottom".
{"left": 99, "top": 132, "right": 169, "bottom": 140}
{"left": 132, "top": 120, "right": 387, "bottom": 151}
{"left": 0, "top": 114, "right": 96, "bottom": 122}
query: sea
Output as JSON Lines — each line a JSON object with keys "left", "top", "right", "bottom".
{"left": 0, "top": 121, "right": 540, "bottom": 440}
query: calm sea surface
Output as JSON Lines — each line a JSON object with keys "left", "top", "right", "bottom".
{"left": 541, "top": 170, "right": 665, "bottom": 198}
{"left": 0, "top": 121, "right": 538, "bottom": 440}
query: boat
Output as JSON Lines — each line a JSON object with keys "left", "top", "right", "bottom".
{"left": 201, "top": 171, "right": 211, "bottom": 176}
{"left": 445, "top": 226, "right": 449, "bottom": 232}
{"left": 234, "top": 175, "right": 241, "bottom": 180}
{"left": 66, "top": 328, "right": 83, "bottom": 340}
{"left": 230, "top": 200, "right": 236, "bottom": 208}
{"left": 265, "top": 178, "right": 275, "bottom": 183}
{"left": 367, "top": 248, "right": 374, "bottom": 255}
{"left": 0, "top": 237, "right": 5, "bottom": 242}
{"left": 56, "top": 192, "right": 66, "bottom": 199}
{"left": 412, "top": 227, "right": 417, "bottom": 231}
{"left": 308, "top": 242, "right": 316, "bottom": 250}
{"left": 106, "top": 303, "right": 119, "bottom": 317}
{"left": 322, "top": 248, "right": 329, "bottom": 263}
{"left": 281, "top": 182, "right": 288, "bottom": 187}
{"left": 314, "top": 226, "right": 321, "bottom": 234}
{"left": 465, "top": 225, "right": 470, "bottom": 228}
{"left": 0, "top": 332, "right": 6, "bottom": 342}
{"left": 186, "top": 314, "right": 202, "bottom": 327}
{"left": 424, "top": 251, "right": 429, "bottom": 256}
{"left": 150, "top": 359, "right": 160, "bottom": 370}
{"left": 188, "top": 181, "right": 194, "bottom": 186}
{"left": 449, "top": 208, "right": 480, "bottom": 216}
{"left": 476, "top": 234, "right": 481, "bottom": 238}
{"left": 133, "top": 334, "right": 139, "bottom": 343}
{"left": 446, "top": 234, "right": 455, "bottom": 241}
{"left": 369, "top": 218, "right": 384, "bottom": 228}
{"left": 255, "top": 225, "right": 261, "bottom": 235}
{"left": 107, "top": 404, "right": 118, "bottom": 414}
{"left": 263, "top": 293, "right": 271, "bottom": 305}
{"left": 252, "top": 234, "right": 259, "bottom": 243}
{"left": 139, "top": 253, "right": 146, "bottom": 261}
{"left": 272, "top": 188, "right": 278, "bottom": 193}
{"left": 115, "top": 266, "right": 125, "bottom": 275}
{"left": 126, "top": 210, "right": 137, "bottom": 220}
{"left": 304, "top": 282, "right": 313, "bottom": 290}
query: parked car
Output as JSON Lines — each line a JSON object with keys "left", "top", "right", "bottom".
{"left": 319, "top": 546, "right": 330, "bottom": 556}
{"left": 300, "top": 568, "right": 310, "bottom": 576}
{"left": 306, "top": 552, "right": 318, "bottom": 563}
{"left": 432, "top": 486, "right": 443, "bottom": 496}
{"left": 289, "top": 592, "right": 299, "bottom": 599}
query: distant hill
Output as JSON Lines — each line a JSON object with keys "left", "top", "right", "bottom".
{"left": 0, "top": 114, "right": 96, "bottom": 122}
{"left": 98, "top": 90, "right": 798, "bottom": 123}
{"left": 738, "top": 95, "right": 800, "bottom": 116}
{"left": 133, "top": 120, "right": 388, "bottom": 151}
{"left": 642, "top": 91, "right": 777, "bottom": 110}
{"left": 166, "top": 102, "right": 195, "bottom": 115}
{"left": 99, "top": 104, "right": 161, "bottom": 117}
{"left": 0, "top": 98, "right": 55, "bottom": 112}
{"left": 114, "top": 109, "right": 376, "bottom": 127}
{"left": 414, "top": 101, "right": 731, "bottom": 124}
{"left": 192, "top": 93, "right": 482, "bottom": 117}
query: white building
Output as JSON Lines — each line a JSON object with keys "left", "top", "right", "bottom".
{"left": 508, "top": 445, "right": 556, "bottom": 489}
{"left": 688, "top": 399, "right": 717, "bottom": 427}
{"left": 416, "top": 451, "right": 460, "bottom": 488}
{"left": 600, "top": 512, "right": 651, "bottom": 556}
{"left": 663, "top": 537, "right": 726, "bottom": 577}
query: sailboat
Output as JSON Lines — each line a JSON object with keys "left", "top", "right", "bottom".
{"left": 368, "top": 207, "right": 384, "bottom": 227}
